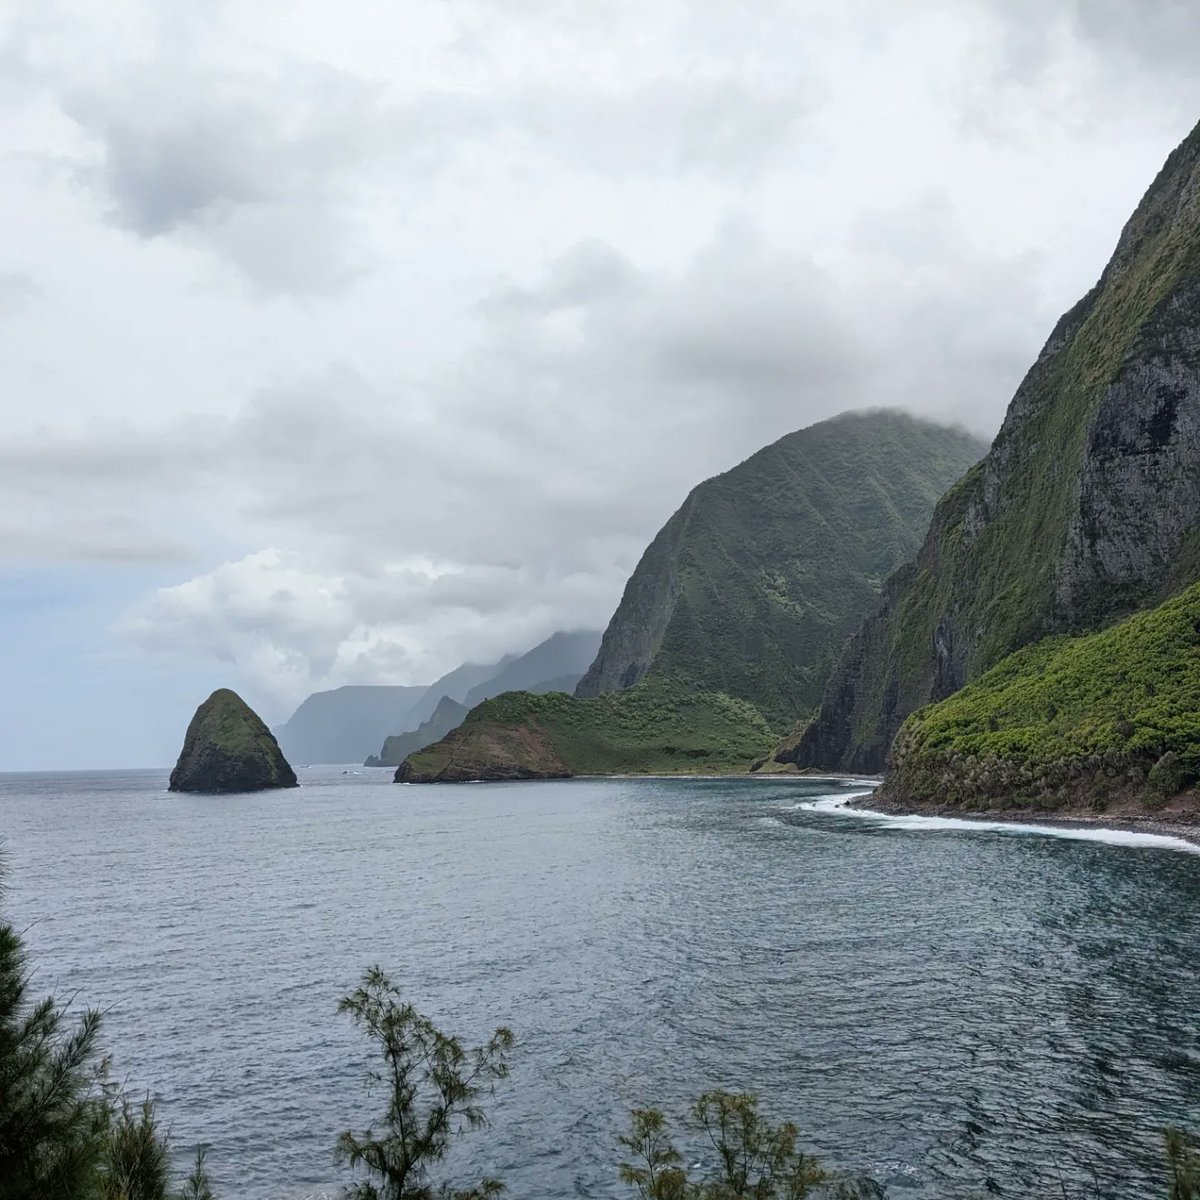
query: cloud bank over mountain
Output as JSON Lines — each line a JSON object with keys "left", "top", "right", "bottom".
{"left": 2, "top": 0, "right": 1199, "bottom": 764}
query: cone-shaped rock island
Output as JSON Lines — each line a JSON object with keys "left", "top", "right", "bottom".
{"left": 169, "top": 688, "right": 298, "bottom": 793}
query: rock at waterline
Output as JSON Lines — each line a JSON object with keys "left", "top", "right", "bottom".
{"left": 169, "top": 689, "right": 298, "bottom": 794}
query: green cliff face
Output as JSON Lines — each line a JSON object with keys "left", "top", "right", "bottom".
{"left": 169, "top": 689, "right": 298, "bottom": 794}
{"left": 399, "top": 411, "right": 984, "bottom": 783}
{"left": 576, "top": 410, "right": 986, "bottom": 731}
{"left": 785, "top": 117, "right": 1200, "bottom": 773}
{"left": 881, "top": 581, "right": 1200, "bottom": 815}
{"left": 395, "top": 679, "right": 775, "bottom": 782}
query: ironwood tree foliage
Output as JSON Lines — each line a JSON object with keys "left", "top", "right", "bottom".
{"left": 620, "top": 1091, "right": 884, "bottom": 1200}
{"left": 336, "top": 966, "right": 514, "bottom": 1200}
{"left": 0, "top": 859, "right": 213, "bottom": 1200}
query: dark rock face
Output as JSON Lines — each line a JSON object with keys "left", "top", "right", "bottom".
{"left": 782, "top": 116, "right": 1200, "bottom": 773}
{"left": 169, "top": 689, "right": 298, "bottom": 794}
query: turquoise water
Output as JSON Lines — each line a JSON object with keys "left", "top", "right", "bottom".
{"left": 2, "top": 768, "right": 1198, "bottom": 1198}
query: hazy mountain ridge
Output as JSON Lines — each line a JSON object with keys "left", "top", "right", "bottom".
{"left": 461, "top": 631, "right": 601, "bottom": 710}
{"left": 274, "top": 685, "right": 428, "bottom": 766}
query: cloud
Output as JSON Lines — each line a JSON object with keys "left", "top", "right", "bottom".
{"left": 3, "top": 0, "right": 1200, "bottom": 728}
{"left": 125, "top": 549, "right": 616, "bottom": 706}
{"left": 11, "top": 208, "right": 1049, "bottom": 700}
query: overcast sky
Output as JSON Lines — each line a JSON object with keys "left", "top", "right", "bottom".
{"left": 2, "top": 0, "right": 1199, "bottom": 769}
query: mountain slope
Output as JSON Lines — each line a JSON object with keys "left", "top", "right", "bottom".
{"left": 400, "top": 412, "right": 986, "bottom": 781}
{"left": 396, "top": 658, "right": 515, "bottom": 732}
{"left": 784, "top": 116, "right": 1200, "bottom": 773}
{"left": 274, "top": 685, "right": 427, "bottom": 765}
{"left": 879, "top": 582, "right": 1200, "bottom": 818}
{"left": 576, "top": 410, "right": 986, "bottom": 730}
{"left": 368, "top": 695, "right": 470, "bottom": 768}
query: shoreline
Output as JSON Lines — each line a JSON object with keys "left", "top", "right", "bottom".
{"left": 848, "top": 793, "right": 1200, "bottom": 849}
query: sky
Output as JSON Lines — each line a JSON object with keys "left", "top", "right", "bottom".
{"left": 2, "top": 0, "right": 1199, "bottom": 769}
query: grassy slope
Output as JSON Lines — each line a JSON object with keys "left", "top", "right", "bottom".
{"left": 882, "top": 583, "right": 1200, "bottom": 811}
{"left": 579, "top": 410, "right": 986, "bottom": 731}
{"left": 785, "top": 118, "right": 1200, "bottom": 772}
{"left": 397, "top": 679, "right": 776, "bottom": 781}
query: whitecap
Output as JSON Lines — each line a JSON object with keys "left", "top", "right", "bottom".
{"left": 796, "top": 791, "right": 1200, "bottom": 855}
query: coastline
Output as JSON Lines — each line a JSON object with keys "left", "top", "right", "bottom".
{"left": 849, "top": 792, "right": 1200, "bottom": 849}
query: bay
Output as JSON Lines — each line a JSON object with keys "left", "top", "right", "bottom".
{"left": 2, "top": 769, "right": 1198, "bottom": 1198}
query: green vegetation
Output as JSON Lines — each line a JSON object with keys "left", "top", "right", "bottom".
{"left": 577, "top": 411, "right": 985, "bottom": 732}
{"left": 169, "top": 688, "right": 298, "bottom": 793}
{"left": 619, "top": 1093, "right": 881, "bottom": 1199}
{"left": 787, "top": 117, "right": 1200, "bottom": 774}
{"left": 396, "top": 677, "right": 777, "bottom": 781}
{"left": 336, "top": 967, "right": 513, "bottom": 1200}
{"left": 0, "top": 863, "right": 213, "bottom": 1200}
{"left": 883, "top": 582, "right": 1200, "bottom": 811}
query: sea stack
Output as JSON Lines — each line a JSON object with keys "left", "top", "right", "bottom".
{"left": 169, "top": 688, "right": 298, "bottom": 794}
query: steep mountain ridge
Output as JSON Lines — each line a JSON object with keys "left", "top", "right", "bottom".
{"left": 400, "top": 412, "right": 985, "bottom": 781}
{"left": 783, "top": 117, "right": 1200, "bottom": 773}
{"left": 576, "top": 410, "right": 986, "bottom": 730}
{"left": 460, "top": 631, "right": 600, "bottom": 710}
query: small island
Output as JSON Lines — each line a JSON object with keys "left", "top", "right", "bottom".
{"left": 169, "top": 688, "right": 298, "bottom": 794}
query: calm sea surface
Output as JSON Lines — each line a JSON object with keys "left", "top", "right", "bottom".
{"left": 2, "top": 769, "right": 1199, "bottom": 1199}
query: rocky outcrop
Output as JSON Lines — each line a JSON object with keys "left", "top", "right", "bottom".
{"left": 576, "top": 411, "right": 985, "bottom": 731}
{"left": 170, "top": 689, "right": 298, "bottom": 793}
{"left": 782, "top": 116, "right": 1200, "bottom": 773}
{"left": 395, "top": 708, "right": 572, "bottom": 783}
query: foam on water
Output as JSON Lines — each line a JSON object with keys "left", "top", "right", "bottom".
{"left": 796, "top": 791, "right": 1200, "bottom": 855}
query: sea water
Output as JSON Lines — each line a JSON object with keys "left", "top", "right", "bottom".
{"left": 2, "top": 769, "right": 1198, "bottom": 1198}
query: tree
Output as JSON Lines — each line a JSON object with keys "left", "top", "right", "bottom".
{"left": 1166, "top": 1128, "right": 1200, "bottom": 1200}
{"left": 336, "top": 966, "right": 513, "bottom": 1200}
{"left": 0, "top": 874, "right": 111, "bottom": 1200}
{"left": 101, "top": 1097, "right": 170, "bottom": 1200}
{"left": 0, "top": 856, "right": 214, "bottom": 1200}
{"left": 619, "top": 1092, "right": 883, "bottom": 1200}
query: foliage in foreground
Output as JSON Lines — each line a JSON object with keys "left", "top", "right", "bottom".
{"left": 0, "top": 861, "right": 214, "bottom": 1200}
{"left": 336, "top": 967, "right": 513, "bottom": 1200}
{"left": 883, "top": 581, "right": 1200, "bottom": 810}
{"left": 619, "top": 1092, "right": 882, "bottom": 1199}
